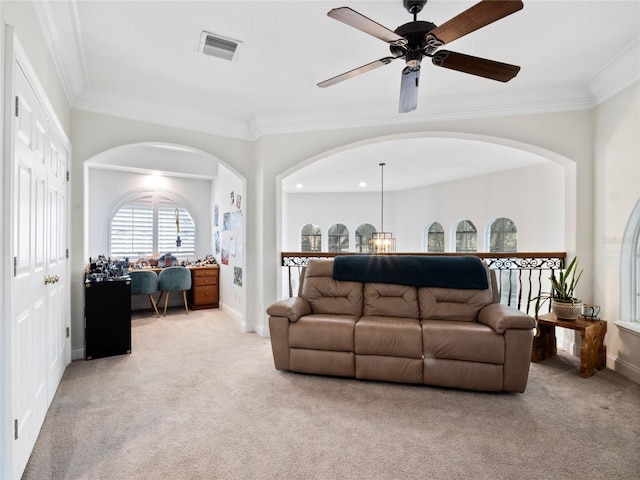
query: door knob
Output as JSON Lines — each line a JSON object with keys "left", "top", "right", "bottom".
{"left": 44, "top": 275, "right": 51, "bottom": 284}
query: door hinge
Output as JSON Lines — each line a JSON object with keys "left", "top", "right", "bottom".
{"left": 66, "top": 327, "right": 70, "bottom": 338}
{"left": 14, "top": 419, "right": 19, "bottom": 440}
{"left": 66, "top": 248, "right": 69, "bottom": 259}
{"left": 15, "top": 96, "right": 19, "bottom": 117}
{"left": 66, "top": 171, "right": 70, "bottom": 182}
{"left": 14, "top": 257, "right": 17, "bottom": 277}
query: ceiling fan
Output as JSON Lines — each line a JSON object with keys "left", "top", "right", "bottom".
{"left": 318, "top": 0, "right": 523, "bottom": 113}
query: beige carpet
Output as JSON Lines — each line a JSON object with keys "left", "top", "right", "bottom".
{"left": 22, "top": 308, "right": 640, "bottom": 480}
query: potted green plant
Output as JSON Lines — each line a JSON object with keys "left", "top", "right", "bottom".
{"left": 534, "top": 256, "right": 584, "bottom": 321}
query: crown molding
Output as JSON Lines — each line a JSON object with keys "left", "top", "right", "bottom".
{"left": 73, "top": 86, "right": 253, "bottom": 140}
{"left": 249, "top": 83, "right": 597, "bottom": 138}
{"left": 32, "top": 0, "right": 87, "bottom": 104}
{"left": 587, "top": 38, "right": 640, "bottom": 104}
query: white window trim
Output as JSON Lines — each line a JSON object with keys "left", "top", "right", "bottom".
{"left": 618, "top": 198, "right": 640, "bottom": 337}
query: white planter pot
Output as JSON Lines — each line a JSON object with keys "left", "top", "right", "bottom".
{"left": 551, "top": 299, "right": 582, "bottom": 321}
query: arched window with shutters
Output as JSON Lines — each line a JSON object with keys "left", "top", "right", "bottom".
{"left": 301, "top": 223, "right": 321, "bottom": 252}
{"left": 425, "top": 222, "right": 445, "bottom": 253}
{"left": 455, "top": 220, "right": 477, "bottom": 253}
{"left": 110, "top": 192, "right": 196, "bottom": 258}
{"left": 328, "top": 223, "right": 349, "bottom": 252}
{"left": 355, "top": 223, "right": 376, "bottom": 253}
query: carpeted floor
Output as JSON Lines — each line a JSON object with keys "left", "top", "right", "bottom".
{"left": 22, "top": 308, "right": 640, "bottom": 480}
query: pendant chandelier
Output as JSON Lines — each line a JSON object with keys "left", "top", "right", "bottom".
{"left": 370, "top": 162, "right": 396, "bottom": 253}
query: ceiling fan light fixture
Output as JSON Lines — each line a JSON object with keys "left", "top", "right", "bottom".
{"left": 199, "top": 31, "right": 242, "bottom": 61}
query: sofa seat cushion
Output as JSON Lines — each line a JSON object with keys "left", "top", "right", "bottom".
{"left": 418, "top": 286, "right": 493, "bottom": 322}
{"left": 355, "top": 316, "right": 422, "bottom": 358}
{"left": 422, "top": 320, "right": 505, "bottom": 364}
{"left": 363, "top": 283, "right": 419, "bottom": 318}
{"left": 289, "top": 314, "right": 358, "bottom": 351}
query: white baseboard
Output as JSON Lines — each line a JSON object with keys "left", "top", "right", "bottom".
{"left": 72, "top": 348, "right": 85, "bottom": 361}
{"left": 219, "top": 303, "right": 270, "bottom": 338}
{"left": 607, "top": 354, "right": 640, "bottom": 384}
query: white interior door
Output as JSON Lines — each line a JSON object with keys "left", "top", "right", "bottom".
{"left": 45, "top": 125, "right": 69, "bottom": 402}
{"left": 10, "top": 58, "right": 70, "bottom": 478}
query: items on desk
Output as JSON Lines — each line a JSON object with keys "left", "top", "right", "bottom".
{"left": 86, "top": 255, "right": 128, "bottom": 282}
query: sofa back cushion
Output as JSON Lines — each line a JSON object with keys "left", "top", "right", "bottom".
{"left": 418, "top": 264, "right": 494, "bottom": 321}
{"left": 301, "top": 259, "right": 363, "bottom": 316}
{"left": 363, "top": 283, "right": 419, "bottom": 318}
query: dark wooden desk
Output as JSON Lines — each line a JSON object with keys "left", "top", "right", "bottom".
{"left": 531, "top": 313, "right": 607, "bottom": 378}
{"left": 147, "top": 265, "right": 219, "bottom": 310}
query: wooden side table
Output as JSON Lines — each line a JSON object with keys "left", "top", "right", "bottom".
{"left": 531, "top": 313, "right": 607, "bottom": 378}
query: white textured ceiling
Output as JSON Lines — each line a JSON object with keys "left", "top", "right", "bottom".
{"left": 35, "top": 0, "right": 640, "bottom": 191}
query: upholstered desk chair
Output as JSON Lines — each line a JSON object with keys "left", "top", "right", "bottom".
{"left": 129, "top": 270, "right": 160, "bottom": 318}
{"left": 157, "top": 266, "right": 191, "bottom": 317}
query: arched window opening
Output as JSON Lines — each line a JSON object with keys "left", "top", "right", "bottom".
{"left": 110, "top": 193, "right": 195, "bottom": 258}
{"left": 425, "top": 222, "right": 445, "bottom": 253}
{"left": 490, "top": 217, "right": 517, "bottom": 253}
{"left": 455, "top": 220, "right": 477, "bottom": 253}
{"left": 355, "top": 223, "right": 376, "bottom": 253}
{"left": 488, "top": 218, "right": 518, "bottom": 306}
{"left": 328, "top": 224, "right": 349, "bottom": 252}
{"left": 301, "top": 224, "right": 321, "bottom": 252}
{"left": 621, "top": 200, "right": 640, "bottom": 330}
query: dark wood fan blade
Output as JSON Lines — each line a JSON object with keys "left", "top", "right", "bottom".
{"left": 399, "top": 66, "right": 420, "bottom": 113}
{"left": 318, "top": 57, "right": 397, "bottom": 88}
{"left": 432, "top": 50, "right": 520, "bottom": 82}
{"left": 426, "top": 0, "right": 523, "bottom": 46}
{"left": 328, "top": 7, "right": 407, "bottom": 46}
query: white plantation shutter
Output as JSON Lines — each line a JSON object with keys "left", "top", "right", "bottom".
{"left": 110, "top": 194, "right": 196, "bottom": 258}
{"left": 111, "top": 197, "right": 154, "bottom": 257}
{"left": 158, "top": 202, "right": 195, "bottom": 256}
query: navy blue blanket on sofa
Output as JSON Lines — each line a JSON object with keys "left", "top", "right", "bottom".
{"left": 332, "top": 255, "right": 488, "bottom": 290}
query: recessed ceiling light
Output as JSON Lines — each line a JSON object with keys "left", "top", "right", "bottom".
{"left": 359, "top": 182, "right": 367, "bottom": 187}
{"left": 296, "top": 184, "right": 303, "bottom": 189}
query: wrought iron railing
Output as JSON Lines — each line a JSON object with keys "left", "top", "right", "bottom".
{"left": 280, "top": 252, "right": 566, "bottom": 315}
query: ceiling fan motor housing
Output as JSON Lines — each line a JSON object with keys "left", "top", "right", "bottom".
{"left": 403, "top": 0, "right": 427, "bottom": 15}
{"left": 391, "top": 21, "right": 438, "bottom": 66}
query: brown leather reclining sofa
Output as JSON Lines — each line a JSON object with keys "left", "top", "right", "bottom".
{"left": 267, "top": 255, "right": 536, "bottom": 393}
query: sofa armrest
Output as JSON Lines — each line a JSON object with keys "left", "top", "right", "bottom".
{"left": 477, "top": 303, "right": 536, "bottom": 334}
{"left": 266, "top": 296, "right": 312, "bottom": 323}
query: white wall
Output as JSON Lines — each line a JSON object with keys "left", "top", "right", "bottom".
{"left": 594, "top": 82, "right": 640, "bottom": 382}
{"left": 212, "top": 163, "right": 246, "bottom": 326}
{"left": 86, "top": 167, "right": 213, "bottom": 259}
{"left": 285, "top": 155, "right": 565, "bottom": 254}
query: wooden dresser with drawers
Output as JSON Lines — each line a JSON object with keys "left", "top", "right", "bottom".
{"left": 189, "top": 265, "right": 220, "bottom": 310}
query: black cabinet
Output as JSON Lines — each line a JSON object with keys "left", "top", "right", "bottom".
{"left": 84, "top": 279, "right": 132, "bottom": 360}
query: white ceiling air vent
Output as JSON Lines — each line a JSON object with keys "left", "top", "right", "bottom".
{"left": 199, "top": 31, "right": 241, "bottom": 61}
